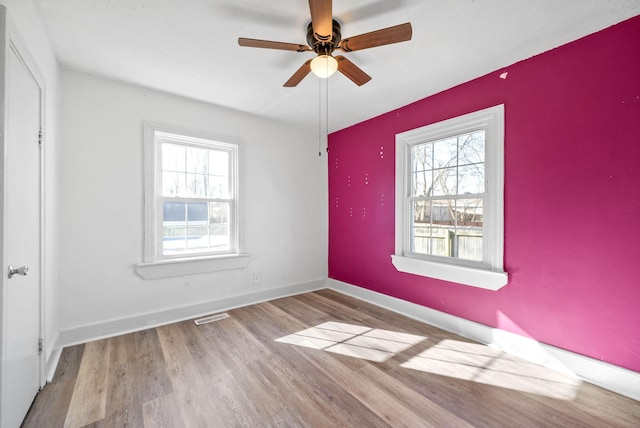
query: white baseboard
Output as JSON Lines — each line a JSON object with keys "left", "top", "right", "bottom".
{"left": 58, "top": 279, "right": 325, "bottom": 348}
{"left": 50, "top": 277, "right": 640, "bottom": 402}
{"left": 328, "top": 279, "right": 640, "bottom": 401}
{"left": 45, "top": 331, "right": 62, "bottom": 382}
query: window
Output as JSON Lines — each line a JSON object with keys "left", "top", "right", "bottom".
{"left": 393, "top": 105, "right": 507, "bottom": 290}
{"left": 137, "top": 123, "right": 248, "bottom": 279}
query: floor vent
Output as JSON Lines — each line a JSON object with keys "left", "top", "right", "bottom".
{"left": 194, "top": 313, "right": 230, "bottom": 325}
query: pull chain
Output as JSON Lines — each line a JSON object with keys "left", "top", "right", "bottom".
{"left": 317, "top": 61, "right": 331, "bottom": 157}
{"left": 325, "top": 75, "right": 329, "bottom": 154}
{"left": 318, "top": 77, "right": 322, "bottom": 157}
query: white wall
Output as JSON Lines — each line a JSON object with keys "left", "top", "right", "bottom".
{"left": 0, "top": 0, "right": 61, "bottom": 374}
{"left": 58, "top": 69, "right": 327, "bottom": 339}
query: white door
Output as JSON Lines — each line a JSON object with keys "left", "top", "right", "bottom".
{"left": 0, "top": 19, "right": 43, "bottom": 428}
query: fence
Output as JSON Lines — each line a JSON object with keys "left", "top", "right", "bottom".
{"left": 413, "top": 226, "right": 482, "bottom": 261}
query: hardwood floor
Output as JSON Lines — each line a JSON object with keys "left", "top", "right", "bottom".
{"left": 23, "top": 290, "right": 640, "bottom": 427}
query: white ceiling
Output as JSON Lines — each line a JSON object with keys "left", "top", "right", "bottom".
{"left": 35, "top": 0, "right": 640, "bottom": 132}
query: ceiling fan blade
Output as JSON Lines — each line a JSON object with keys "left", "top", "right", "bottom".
{"left": 339, "top": 22, "right": 412, "bottom": 52}
{"left": 284, "top": 59, "right": 313, "bottom": 87}
{"left": 335, "top": 56, "right": 371, "bottom": 86}
{"left": 238, "top": 37, "right": 311, "bottom": 52}
{"left": 308, "top": 0, "right": 333, "bottom": 42}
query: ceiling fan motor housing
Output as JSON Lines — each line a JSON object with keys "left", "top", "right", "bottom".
{"left": 306, "top": 19, "right": 342, "bottom": 54}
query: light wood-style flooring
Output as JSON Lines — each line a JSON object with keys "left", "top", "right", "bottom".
{"left": 23, "top": 289, "right": 640, "bottom": 427}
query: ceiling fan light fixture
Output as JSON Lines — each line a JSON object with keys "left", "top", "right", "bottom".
{"left": 310, "top": 54, "right": 338, "bottom": 78}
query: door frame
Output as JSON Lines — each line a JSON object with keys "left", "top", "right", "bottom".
{"left": 0, "top": 5, "right": 47, "bottom": 419}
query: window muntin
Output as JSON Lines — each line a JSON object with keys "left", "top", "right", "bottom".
{"left": 410, "top": 131, "right": 485, "bottom": 262}
{"left": 145, "top": 126, "right": 239, "bottom": 261}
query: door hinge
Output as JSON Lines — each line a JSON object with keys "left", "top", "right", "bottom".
{"left": 38, "top": 128, "right": 43, "bottom": 147}
{"left": 38, "top": 338, "right": 43, "bottom": 355}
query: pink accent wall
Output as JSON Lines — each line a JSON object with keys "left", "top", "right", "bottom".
{"left": 328, "top": 15, "right": 640, "bottom": 372}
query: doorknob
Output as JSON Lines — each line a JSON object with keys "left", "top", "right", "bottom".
{"left": 8, "top": 265, "right": 28, "bottom": 278}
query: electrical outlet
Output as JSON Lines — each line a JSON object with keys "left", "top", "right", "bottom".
{"left": 252, "top": 272, "right": 261, "bottom": 284}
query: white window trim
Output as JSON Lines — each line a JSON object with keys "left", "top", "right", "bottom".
{"left": 136, "top": 253, "right": 251, "bottom": 280}
{"left": 393, "top": 105, "right": 507, "bottom": 290}
{"left": 136, "top": 122, "right": 249, "bottom": 280}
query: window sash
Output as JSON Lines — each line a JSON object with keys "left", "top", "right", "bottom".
{"left": 408, "top": 195, "right": 485, "bottom": 263}
{"left": 156, "top": 197, "right": 236, "bottom": 259}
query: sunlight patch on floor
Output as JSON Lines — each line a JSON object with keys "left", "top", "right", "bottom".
{"left": 275, "top": 321, "right": 426, "bottom": 362}
{"left": 400, "top": 339, "right": 582, "bottom": 400}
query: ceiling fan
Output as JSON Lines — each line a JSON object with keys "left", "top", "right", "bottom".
{"left": 238, "top": 0, "right": 412, "bottom": 87}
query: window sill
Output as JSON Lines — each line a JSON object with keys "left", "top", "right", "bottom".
{"left": 391, "top": 255, "right": 508, "bottom": 291}
{"left": 136, "top": 253, "right": 251, "bottom": 280}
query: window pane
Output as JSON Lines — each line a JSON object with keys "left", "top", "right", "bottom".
{"left": 412, "top": 143, "right": 433, "bottom": 171}
{"left": 412, "top": 169, "right": 432, "bottom": 197}
{"left": 455, "top": 198, "right": 483, "bottom": 226}
{"left": 185, "top": 201, "right": 210, "bottom": 251}
{"left": 209, "top": 150, "right": 229, "bottom": 177}
{"left": 207, "top": 202, "right": 230, "bottom": 251}
{"left": 458, "top": 131, "right": 485, "bottom": 166}
{"left": 207, "top": 175, "right": 229, "bottom": 198}
{"left": 433, "top": 137, "right": 457, "bottom": 168}
{"left": 432, "top": 167, "right": 456, "bottom": 196}
{"left": 458, "top": 164, "right": 484, "bottom": 194}
{"left": 412, "top": 143, "right": 433, "bottom": 197}
{"left": 162, "top": 201, "right": 187, "bottom": 255}
{"left": 432, "top": 199, "right": 455, "bottom": 257}
{"left": 186, "top": 202, "right": 208, "bottom": 222}
{"left": 411, "top": 200, "right": 430, "bottom": 254}
{"left": 185, "top": 172, "right": 207, "bottom": 197}
{"left": 413, "top": 200, "right": 431, "bottom": 223}
{"left": 162, "top": 171, "right": 185, "bottom": 197}
{"left": 455, "top": 198, "right": 483, "bottom": 261}
{"left": 428, "top": 227, "right": 451, "bottom": 257}
{"left": 162, "top": 143, "right": 185, "bottom": 172}
{"left": 161, "top": 143, "right": 188, "bottom": 197}
{"left": 163, "top": 201, "right": 186, "bottom": 222}
{"left": 185, "top": 146, "right": 209, "bottom": 174}
{"left": 184, "top": 146, "right": 208, "bottom": 197}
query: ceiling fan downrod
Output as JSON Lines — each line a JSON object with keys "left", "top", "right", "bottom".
{"left": 306, "top": 19, "right": 342, "bottom": 55}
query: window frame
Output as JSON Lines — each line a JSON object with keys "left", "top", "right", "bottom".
{"left": 393, "top": 105, "right": 507, "bottom": 290}
{"left": 137, "top": 123, "right": 248, "bottom": 279}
